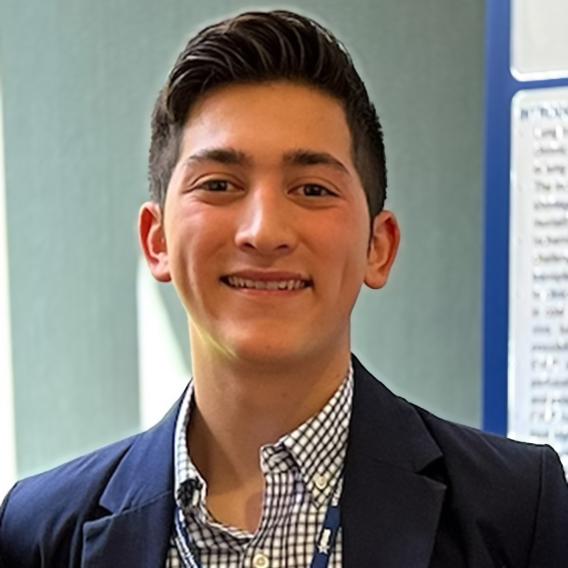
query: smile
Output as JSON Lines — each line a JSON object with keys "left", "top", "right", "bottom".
{"left": 223, "top": 276, "right": 311, "bottom": 291}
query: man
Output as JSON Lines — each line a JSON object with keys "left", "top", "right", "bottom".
{"left": 1, "top": 10, "right": 567, "bottom": 567}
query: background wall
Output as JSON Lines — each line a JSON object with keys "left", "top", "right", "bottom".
{"left": 0, "top": 0, "right": 484, "bottom": 481}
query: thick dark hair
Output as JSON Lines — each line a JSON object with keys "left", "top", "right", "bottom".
{"left": 148, "top": 10, "right": 387, "bottom": 218}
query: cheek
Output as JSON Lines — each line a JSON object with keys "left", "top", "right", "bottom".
{"left": 168, "top": 213, "right": 235, "bottom": 298}
{"left": 164, "top": 221, "right": 207, "bottom": 288}
{"left": 315, "top": 225, "right": 369, "bottom": 296}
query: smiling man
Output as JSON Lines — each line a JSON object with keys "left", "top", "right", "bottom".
{"left": 1, "top": 10, "right": 568, "bottom": 568}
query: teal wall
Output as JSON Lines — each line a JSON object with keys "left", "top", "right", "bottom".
{"left": 0, "top": 0, "right": 484, "bottom": 477}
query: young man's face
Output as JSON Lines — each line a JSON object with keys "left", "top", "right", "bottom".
{"left": 141, "top": 81, "right": 399, "bottom": 368}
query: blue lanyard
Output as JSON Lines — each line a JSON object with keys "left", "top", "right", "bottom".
{"left": 174, "top": 480, "right": 342, "bottom": 568}
{"left": 309, "top": 485, "right": 341, "bottom": 568}
{"left": 174, "top": 509, "right": 202, "bottom": 568}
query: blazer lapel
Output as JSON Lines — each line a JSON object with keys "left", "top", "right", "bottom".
{"left": 81, "top": 397, "right": 183, "bottom": 567}
{"left": 81, "top": 494, "right": 173, "bottom": 567}
{"left": 342, "top": 357, "right": 446, "bottom": 568}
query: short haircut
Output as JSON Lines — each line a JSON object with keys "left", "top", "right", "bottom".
{"left": 148, "top": 10, "right": 387, "bottom": 219}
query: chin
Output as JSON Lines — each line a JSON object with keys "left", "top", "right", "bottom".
{"left": 222, "top": 334, "right": 310, "bottom": 368}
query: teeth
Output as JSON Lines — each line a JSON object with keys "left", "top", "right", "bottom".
{"left": 226, "top": 276, "right": 307, "bottom": 290}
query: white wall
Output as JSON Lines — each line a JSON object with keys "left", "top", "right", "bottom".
{"left": 0, "top": 80, "right": 17, "bottom": 497}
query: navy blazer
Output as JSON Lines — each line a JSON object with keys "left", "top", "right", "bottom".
{"left": 1, "top": 357, "right": 567, "bottom": 567}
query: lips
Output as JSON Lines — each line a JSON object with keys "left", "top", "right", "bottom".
{"left": 221, "top": 271, "right": 312, "bottom": 291}
{"left": 226, "top": 276, "right": 308, "bottom": 290}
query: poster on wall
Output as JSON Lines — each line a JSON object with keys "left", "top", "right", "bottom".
{"left": 484, "top": 0, "right": 568, "bottom": 474}
{"left": 509, "top": 88, "right": 568, "bottom": 470}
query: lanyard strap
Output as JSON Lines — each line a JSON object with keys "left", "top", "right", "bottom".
{"left": 174, "top": 507, "right": 202, "bottom": 568}
{"left": 309, "top": 484, "right": 342, "bottom": 568}
{"left": 174, "top": 478, "right": 342, "bottom": 568}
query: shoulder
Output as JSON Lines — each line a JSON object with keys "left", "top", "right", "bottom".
{"left": 416, "top": 404, "right": 557, "bottom": 479}
{"left": 354, "top": 357, "right": 564, "bottom": 485}
{"left": 417, "top": 402, "right": 567, "bottom": 508}
{"left": 414, "top": 405, "right": 568, "bottom": 561}
{"left": 0, "top": 435, "right": 136, "bottom": 566}
{"left": 352, "top": 357, "right": 568, "bottom": 560}
{"left": 414, "top": 404, "right": 568, "bottom": 518}
{"left": 0, "top": 393, "right": 182, "bottom": 566}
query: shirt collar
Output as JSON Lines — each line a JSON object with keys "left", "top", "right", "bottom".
{"left": 276, "top": 364, "right": 353, "bottom": 505}
{"left": 173, "top": 380, "right": 204, "bottom": 506}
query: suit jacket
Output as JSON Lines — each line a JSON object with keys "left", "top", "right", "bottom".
{"left": 1, "top": 357, "right": 567, "bottom": 567}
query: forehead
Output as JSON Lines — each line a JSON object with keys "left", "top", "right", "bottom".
{"left": 179, "top": 81, "right": 355, "bottom": 165}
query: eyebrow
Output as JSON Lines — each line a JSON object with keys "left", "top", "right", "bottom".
{"left": 184, "top": 148, "right": 252, "bottom": 166}
{"left": 282, "top": 149, "right": 350, "bottom": 175}
{"left": 183, "top": 147, "right": 349, "bottom": 175}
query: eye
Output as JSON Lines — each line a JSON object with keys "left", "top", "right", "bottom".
{"left": 298, "top": 184, "right": 335, "bottom": 197}
{"left": 198, "top": 179, "right": 234, "bottom": 192}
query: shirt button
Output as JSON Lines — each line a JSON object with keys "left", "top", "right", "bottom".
{"left": 253, "top": 552, "right": 270, "bottom": 568}
{"left": 314, "top": 473, "right": 329, "bottom": 490}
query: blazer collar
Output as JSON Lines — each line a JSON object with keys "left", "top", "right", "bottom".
{"left": 341, "top": 356, "right": 446, "bottom": 568}
{"left": 82, "top": 395, "right": 183, "bottom": 567}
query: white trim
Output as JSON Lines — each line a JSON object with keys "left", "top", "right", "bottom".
{"left": 136, "top": 256, "right": 189, "bottom": 429}
{"left": 0, "top": 79, "right": 17, "bottom": 498}
{"left": 511, "top": 67, "right": 568, "bottom": 83}
{"left": 511, "top": 0, "right": 568, "bottom": 82}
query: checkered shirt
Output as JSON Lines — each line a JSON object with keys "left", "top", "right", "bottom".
{"left": 166, "top": 365, "right": 353, "bottom": 567}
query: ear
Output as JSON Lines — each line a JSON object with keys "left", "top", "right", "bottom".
{"left": 138, "top": 201, "right": 171, "bottom": 283}
{"left": 364, "top": 210, "right": 400, "bottom": 289}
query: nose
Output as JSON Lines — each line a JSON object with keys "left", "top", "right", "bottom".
{"left": 234, "top": 185, "right": 297, "bottom": 256}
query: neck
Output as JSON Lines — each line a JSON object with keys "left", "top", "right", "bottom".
{"left": 186, "top": 340, "right": 351, "bottom": 531}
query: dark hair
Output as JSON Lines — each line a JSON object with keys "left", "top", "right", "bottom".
{"left": 148, "top": 10, "right": 387, "bottom": 218}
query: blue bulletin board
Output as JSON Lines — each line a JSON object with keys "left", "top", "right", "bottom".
{"left": 483, "top": 0, "right": 568, "bottom": 437}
